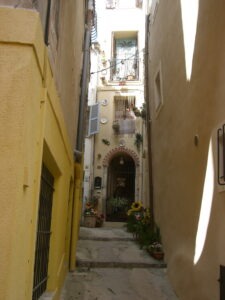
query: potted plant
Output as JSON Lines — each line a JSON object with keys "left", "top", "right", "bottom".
{"left": 102, "top": 138, "right": 110, "bottom": 145}
{"left": 148, "top": 242, "right": 164, "bottom": 260}
{"left": 95, "top": 214, "right": 104, "bottom": 227}
{"left": 134, "top": 133, "right": 143, "bottom": 151}
{"left": 112, "top": 120, "right": 120, "bottom": 133}
{"left": 83, "top": 202, "right": 97, "bottom": 228}
{"left": 133, "top": 104, "right": 147, "bottom": 119}
{"left": 108, "top": 197, "right": 129, "bottom": 211}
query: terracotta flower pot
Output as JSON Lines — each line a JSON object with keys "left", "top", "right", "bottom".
{"left": 150, "top": 251, "right": 164, "bottom": 260}
{"left": 83, "top": 215, "right": 96, "bottom": 228}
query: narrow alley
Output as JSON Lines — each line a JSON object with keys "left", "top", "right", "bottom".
{"left": 1, "top": 0, "right": 225, "bottom": 299}
{"left": 60, "top": 224, "right": 178, "bottom": 300}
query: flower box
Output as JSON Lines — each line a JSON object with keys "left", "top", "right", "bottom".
{"left": 83, "top": 215, "right": 96, "bottom": 228}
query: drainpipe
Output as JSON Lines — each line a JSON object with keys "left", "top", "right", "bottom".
{"left": 145, "top": 14, "right": 154, "bottom": 227}
{"left": 44, "top": 0, "right": 52, "bottom": 45}
{"left": 70, "top": 1, "right": 92, "bottom": 270}
{"left": 76, "top": 27, "right": 91, "bottom": 157}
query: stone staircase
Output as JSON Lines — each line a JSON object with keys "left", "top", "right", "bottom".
{"left": 76, "top": 223, "right": 167, "bottom": 269}
{"left": 60, "top": 223, "right": 178, "bottom": 300}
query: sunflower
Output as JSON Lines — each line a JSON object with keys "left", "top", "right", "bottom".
{"left": 131, "top": 201, "right": 143, "bottom": 211}
{"left": 127, "top": 209, "right": 133, "bottom": 216}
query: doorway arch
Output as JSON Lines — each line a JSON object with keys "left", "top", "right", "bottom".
{"left": 102, "top": 147, "right": 140, "bottom": 221}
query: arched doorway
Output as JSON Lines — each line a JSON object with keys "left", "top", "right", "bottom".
{"left": 106, "top": 153, "right": 135, "bottom": 221}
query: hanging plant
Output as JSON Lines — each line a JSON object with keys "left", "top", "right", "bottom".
{"left": 134, "top": 133, "right": 143, "bottom": 151}
{"left": 112, "top": 120, "right": 120, "bottom": 133}
{"left": 133, "top": 106, "right": 141, "bottom": 117}
{"left": 102, "top": 138, "right": 110, "bottom": 146}
{"left": 140, "top": 103, "right": 147, "bottom": 119}
{"left": 133, "top": 103, "right": 146, "bottom": 120}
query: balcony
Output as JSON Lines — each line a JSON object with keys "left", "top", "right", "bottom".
{"left": 112, "top": 119, "right": 136, "bottom": 135}
{"left": 110, "top": 57, "right": 139, "bottom": 81}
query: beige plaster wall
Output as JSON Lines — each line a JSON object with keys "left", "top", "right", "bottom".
{"left": 93, "top": 87, "right": 147, "bottom": 211}
{"left": 88, "top": 2, "right": 149, "bottom": 213}
{"left": 148, "top": 0, "right": 225, "bottom": 299}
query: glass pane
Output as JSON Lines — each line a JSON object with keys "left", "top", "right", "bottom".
{"left": 113, "top": 38, "right": 138, "bottom": 81}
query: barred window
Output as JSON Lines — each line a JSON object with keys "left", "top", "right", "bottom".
{"left": 111, "top": 32, "right": 139, "bottom": 81}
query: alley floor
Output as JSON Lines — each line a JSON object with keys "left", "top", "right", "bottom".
{"left": 60, "top": 223, "right": 179, "bottom": 300}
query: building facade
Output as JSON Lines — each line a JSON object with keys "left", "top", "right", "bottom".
{"left": 147, "top": 0, "right": 225, "bottom": 299}
{"left": 0, "top": 1, "right": 92, "bottom": 299}
{"left": 83, "top": 0, "right": 149, "bottom": 221}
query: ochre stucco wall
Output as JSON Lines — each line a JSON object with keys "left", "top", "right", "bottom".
{"left": 148, "top": 1, "right": 225, "bottom": 299}
{"left": 54, "top": 1, "right": 85, "bottom": 148}
{"left": 0, "top": 7, "right": 82, "bottom": 300}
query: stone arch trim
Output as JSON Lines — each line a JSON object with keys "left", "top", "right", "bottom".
{"left": 102, "top": 146, "right": 140, "bottom": 167}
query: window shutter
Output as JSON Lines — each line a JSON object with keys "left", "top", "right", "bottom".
{"left": 88, "top": 103, "right": 99, "bottom": 136}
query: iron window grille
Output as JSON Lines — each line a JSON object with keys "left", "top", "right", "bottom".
{"left": 217, "top": 125, "right": 225, "bottom": 185}
{"left": 32, "top": 165, "right": 54, "bottom": 300}
{"left": 111, "top": 35, "right": 139, "bottom": 81}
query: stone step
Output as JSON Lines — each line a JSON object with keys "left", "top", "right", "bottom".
{"left": 76, "top": 260, "right": 167, "bottom": 269}
{"left": 76, "top": 239, "right": 166, "bottom": 269}
{"left": 77, "top": 226, "right": 167, "bottom": 271}
{"left": 79, "top": 236, "right": 134, "bottom": 241}
{"left": 78, "top": 226, "right": 133, "bottom": 240}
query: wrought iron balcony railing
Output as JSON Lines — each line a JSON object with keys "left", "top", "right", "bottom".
{"left": 110, "top": 57, "right": 139, "bottom": 81}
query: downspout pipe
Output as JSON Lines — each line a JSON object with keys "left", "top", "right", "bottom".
{"left": 145, "top": 14, "right": 155, "bottom": 227}
{"left": 70, "top": 15, "right": 91, "bottom": 269}
{"left": 44, "top": 0, "right": 52, "bottom": 45}
{"left": 76, "top": 28, "right": 91, "bottom": 157}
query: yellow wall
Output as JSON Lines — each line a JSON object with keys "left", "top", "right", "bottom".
{"left": 54, "top": 1, "right": 85, "bottom": 148}
{"left": 0, "top": 7, "right": 82, "bottom": 300}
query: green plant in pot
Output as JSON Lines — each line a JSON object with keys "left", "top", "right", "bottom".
{"left": 134, "top": 133, "right": 143, "bottom": 151}
{"left": 112, "top": 120, "right": 120, "bottom": 133}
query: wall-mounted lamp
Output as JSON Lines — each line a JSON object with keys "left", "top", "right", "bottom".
{"left": 119, "top": 157, "right": 124, "bottom": 165}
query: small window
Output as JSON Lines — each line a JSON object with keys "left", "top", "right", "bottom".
{"left": 117, "top": 0, "right": 136, "bottom": 9}
{"left": 106, "top": 0, "right": 142, "bottom": 9}
{"left": 88, "top": 103, "right": 100, "bottom": 136}
{"left": 136, "top": 0, "right": 143, "bottom": 8}
{"left": 217, "top": 125, "right": 225, "bottom": 186}
{"left": 154, "top": 62, "right": 163, "bottom": 115}
{"left": 106, "top": 0, "right": 116, "bottom": 9}
{"left": 94, "top": 177, "right": 102, "bottom": 189}
{"left": 111, "top": 32, "right": 138, "bottom": 81}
